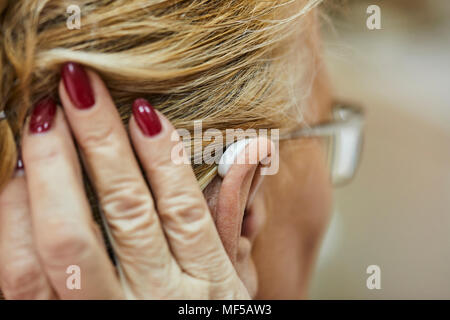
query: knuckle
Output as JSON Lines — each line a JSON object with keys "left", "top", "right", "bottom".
{"left": 134, "top": 260, "right": 181, "bottom": 299}
{"left": 144, "top": 138, "right": 185, "bottom": 172}
{"left": 38, "top": 222, "right": 94, "bottom": 266}
{"left": 159, "top": 192, "right": 208, "bottom": 225}
{"left": 25, "top": 139, "right": 61, "bottom": 166}
{"left": 161, "top": 197, "right": 214, "bottom": 250}
{"left": 146, "top": 152, "right": 175, "bottom": 174}
{"left": 1, "top": 259, "right": 45, "bottom": 299}
{"left": 101, "top": 180, "right": 156, "bottom": 235}
{"left": 78, "top": 123, "right": 116, "bottom": 151}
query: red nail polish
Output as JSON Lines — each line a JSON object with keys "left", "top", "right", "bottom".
{"left": 61, "top": 62, "right": 95, "bottom": 109}
{"left": 132, "top": 98, "right": 162, "bottom": 137}
{"left": 29, "top": 97, "right": 57, "bottom": 134}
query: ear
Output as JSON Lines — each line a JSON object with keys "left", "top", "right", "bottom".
{"left": 213, "top": 137, "right": 274, "bottom": 265}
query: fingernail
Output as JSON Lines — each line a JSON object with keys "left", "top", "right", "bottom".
{"left": 132, "top": 98, "right": 162, "bottom": 137}
{"left": 61, "top": 62, "right": 95, "bottom": 109}
{"left": 29, "top": 97, "right": 57, "bottom": 134}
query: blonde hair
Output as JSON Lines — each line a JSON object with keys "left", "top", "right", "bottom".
{"left": 0, "top": 0, "right": 322, "bottom": 192}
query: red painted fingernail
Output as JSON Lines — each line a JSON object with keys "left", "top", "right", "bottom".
{"left": 61, "top": 62, "right": 95, "bottom": 109}
{"left": 132, "top": 98, "right": 162, "bottom": 137}
{"left": 29, "top": 97, "right": 57, "bottom": 134}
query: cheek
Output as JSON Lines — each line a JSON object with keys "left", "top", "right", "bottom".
{"left": 294, "top": 151, "right": 333, "bottom": 238}
{"left": 252, "top": 141, "right": 333, "bottom": 299}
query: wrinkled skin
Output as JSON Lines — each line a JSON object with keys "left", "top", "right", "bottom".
{"left": 0, "top": 11, "right": 332, "bottom": 300}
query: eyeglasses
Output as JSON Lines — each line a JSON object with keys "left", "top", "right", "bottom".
{"left": 198, "top": 101, "right": 365, "bottom": 189}
{"left": 279, "top": 102, "right": 365, "bottom": 186}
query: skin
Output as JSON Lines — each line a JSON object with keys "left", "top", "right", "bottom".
{"left": 0, "top": 11, "right": 332, "bottom": 300}
{"left": 217, "top": 11, "right": 333, "bottom": 299}
{"left": 254, "top": 33, "right": 334, "bottom": 298}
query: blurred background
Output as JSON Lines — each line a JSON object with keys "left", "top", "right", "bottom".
{"left": 310, "top": 0, "right": 450, "bottom": 299}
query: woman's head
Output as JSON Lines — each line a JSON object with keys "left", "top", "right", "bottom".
{"left": 0, "top": 0, "right": 323, "bottom": 185}
{"left": 0, "top": 0, "right": 332, "bottom": 298}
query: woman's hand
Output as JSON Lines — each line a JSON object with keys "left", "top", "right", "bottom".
{"left": 0, "top": 62, "right": 250, "bottom": 299}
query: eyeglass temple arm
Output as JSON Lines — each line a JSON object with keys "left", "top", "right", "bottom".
{"left": 279, "top": 102, "right": 365, "bottom": 141}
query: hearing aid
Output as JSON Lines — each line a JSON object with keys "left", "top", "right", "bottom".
{"left": 218, "top": 138, "right": 253, "bottom": 178}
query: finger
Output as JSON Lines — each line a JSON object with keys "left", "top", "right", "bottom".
{"left": 0, "top": 170, "right": 55, "bottom": 299}
{"left": 129, "top": 98, "right": 235, "bottom": 281}
{"left": 59, "top": 63, "right": 179, "bottom": 297}
{"left": 22, "top": 98, "right": 122, "bottom": 299}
